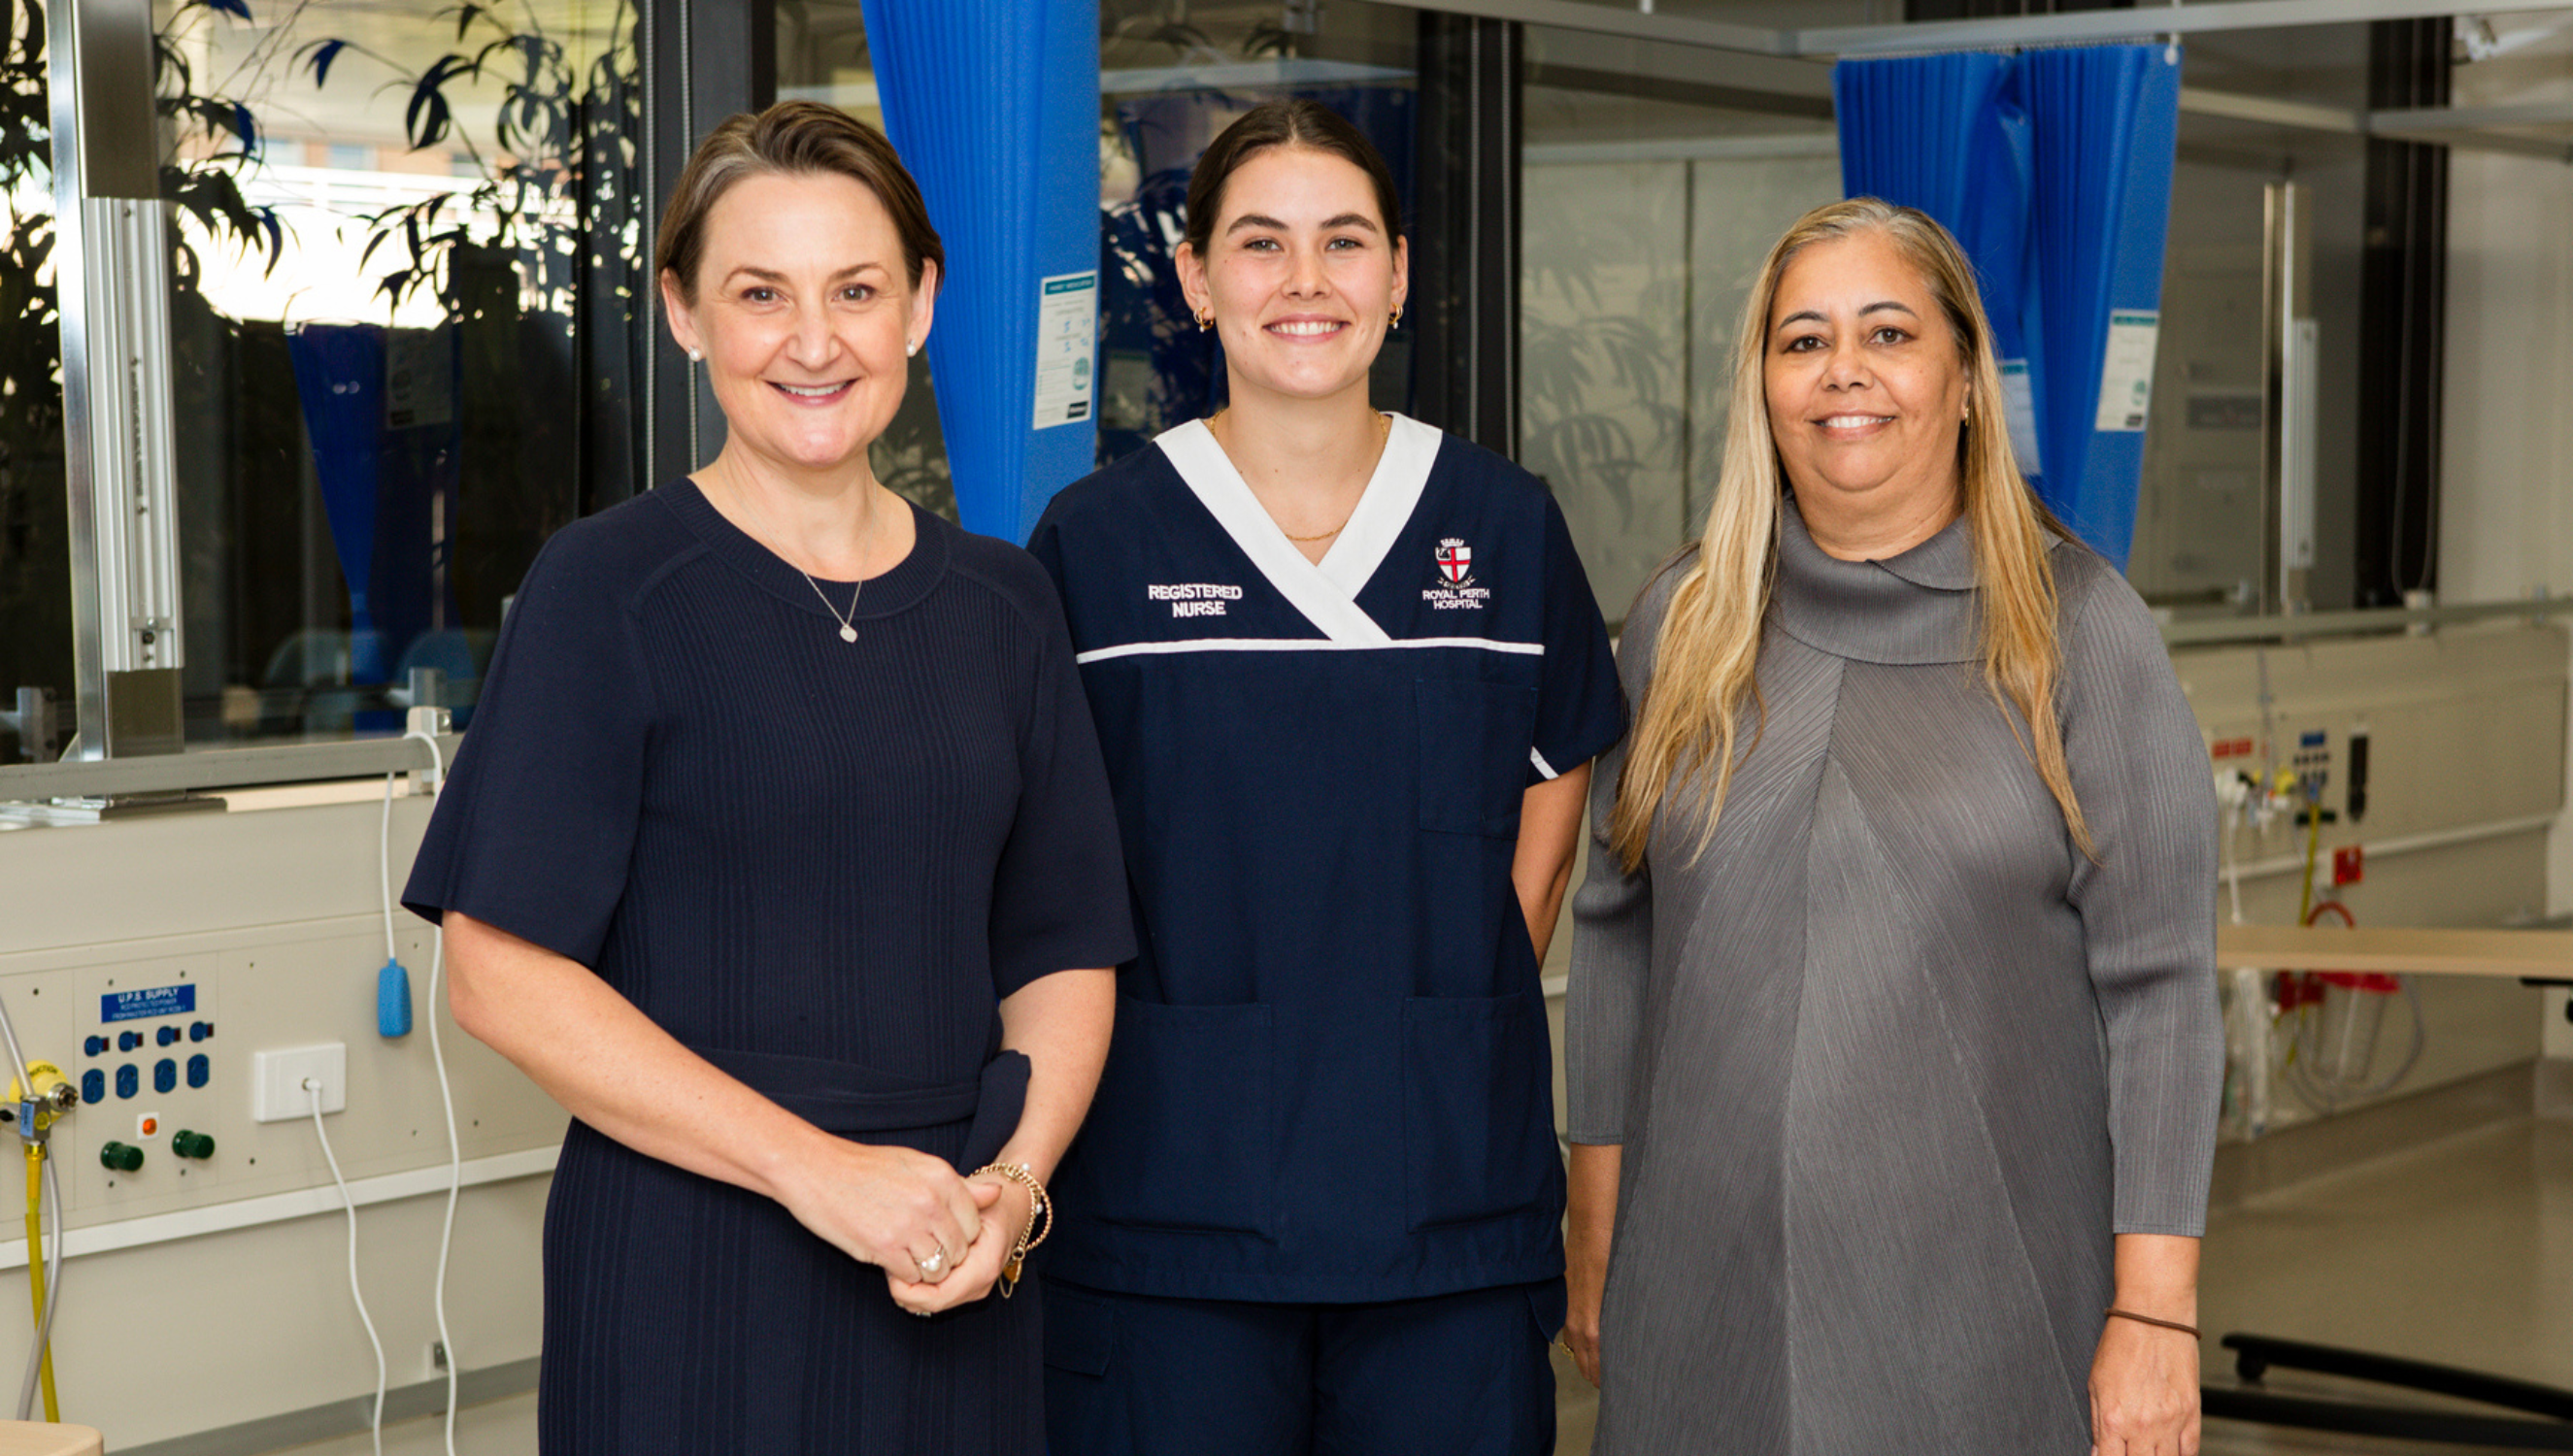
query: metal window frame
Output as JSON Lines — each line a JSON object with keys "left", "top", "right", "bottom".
{"left": 638, "top": 0, "right": 776, "bottom": 496}
{"left": 49, "top": 0, "right": 186, "bottom": 763}
{"left": 1413, "top": 13, "right": 1524, "bottom": 458}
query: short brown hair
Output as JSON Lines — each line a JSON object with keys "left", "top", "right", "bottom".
{"left": 1182, "top": 100, "right": 1403, "bottom": 257}
{"left": 655, "top": 100, "right": 946, "bottom": 304}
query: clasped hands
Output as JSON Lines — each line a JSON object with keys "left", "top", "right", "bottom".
{"left": 778, "top": 1142, "right": 1038, "bottom": 1317}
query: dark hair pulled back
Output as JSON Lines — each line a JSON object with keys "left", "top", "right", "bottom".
{"left": 1182, "top": 100, "right": 1403, "bottom": 257}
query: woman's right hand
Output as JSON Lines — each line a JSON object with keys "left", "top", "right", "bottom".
{"left": 1564, "top": 1142, "right": 1622, "bottom": 1388}
{"left": 1564, "top": 1244, "right": 1607, "bottom": 1387}
{"left": 773, "top": 1139, "right": 991, "bottom": 1299}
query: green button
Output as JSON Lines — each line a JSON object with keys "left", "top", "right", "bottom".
{"left": 172, "top": 1130, "right": 215, "bottom": 1160}
{"left": 98, "top": 1142, "right": 143, "bottom": 1173}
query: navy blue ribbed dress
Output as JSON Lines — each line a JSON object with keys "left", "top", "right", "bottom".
{"left": 403, "top": 480, "right": 1135, "bottom": 1455}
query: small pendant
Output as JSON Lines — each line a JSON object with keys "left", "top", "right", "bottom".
{"left": 838, "top": 624, "right": 857, "bottom": 643}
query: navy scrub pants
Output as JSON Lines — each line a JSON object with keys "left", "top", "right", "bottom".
{"left": 1043, "top": 1276, "right": 1561, "bottom": 1456}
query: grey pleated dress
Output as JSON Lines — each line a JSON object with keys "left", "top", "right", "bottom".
{"left": 1566, "top": 503, "right": 2222, "bottom": 1453}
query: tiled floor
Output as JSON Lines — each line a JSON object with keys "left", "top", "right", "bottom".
{"left": 2198, "top": 1116, "right": 2572, "bottom": 1455}
{"left": 1553, "top": 1114, "right": 2572, "bottom": 1455}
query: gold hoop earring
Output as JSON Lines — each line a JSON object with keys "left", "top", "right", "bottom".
{"left": 1389, "top": 305, "right": 1403, "bottom": 327}
{"left": 1195, "top": 310, "right": 1213, "bottom": 333}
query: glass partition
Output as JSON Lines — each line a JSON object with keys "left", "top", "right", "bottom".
{"left": 152, "top": 0, "right": 644, "bottom": 745}
{"left": 1521, "top": 39, "right": 1841, "bottom": 623}
{"left": 0, "top": 1, "right": 71, "bottom": 761}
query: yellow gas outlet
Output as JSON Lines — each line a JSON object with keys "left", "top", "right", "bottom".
{"left": 8, "top": 1062, "right": 75, "bottom": 1135}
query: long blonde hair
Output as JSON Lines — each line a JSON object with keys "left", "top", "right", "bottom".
{"left": 1608, "top": 197, "right": 2094, "bottom": 871}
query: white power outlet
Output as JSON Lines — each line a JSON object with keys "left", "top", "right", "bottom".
{"left": 251, "top": 1043, "right": 348, "bottom": 1123}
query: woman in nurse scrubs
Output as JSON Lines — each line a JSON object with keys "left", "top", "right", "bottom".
{"left": 1027, "top": 99, "right": 1624, "bottom": 1456}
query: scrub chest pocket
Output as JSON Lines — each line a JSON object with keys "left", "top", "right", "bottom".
{"left": 1414, "top": 678, "right": 1539, "bottom": 839}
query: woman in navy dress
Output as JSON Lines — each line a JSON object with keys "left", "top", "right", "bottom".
{"left": 1029, "top": 101, "right": 1623, "bottom": 1456}
{"left": 402, "top": 102, "right": 1131, "bottom": 1454}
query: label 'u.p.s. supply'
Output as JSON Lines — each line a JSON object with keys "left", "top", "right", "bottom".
{"left": 102, "top": 984, "right": 197, "bottom": 1023}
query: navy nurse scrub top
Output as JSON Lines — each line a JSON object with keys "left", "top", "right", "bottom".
{"left": 1027, "top": 414, "right": 1624, "bottom": 1304}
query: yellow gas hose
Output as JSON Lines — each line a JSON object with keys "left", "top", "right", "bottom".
{"left": 23, "top": 1141, "right": 56, "bottom": 1422}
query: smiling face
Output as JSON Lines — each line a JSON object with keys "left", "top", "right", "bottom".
{"left": 1178, "top": 145, "right": 1407, "bottom": 411}
{"left": 660, "top": 169, "right": 934, "bottom": 480}
{"left": 1762, "top": 228, "right": 1972, "bottom": 530}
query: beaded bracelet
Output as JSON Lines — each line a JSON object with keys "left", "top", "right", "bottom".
{"left": 973, "top": 1162, "right": 1052, "bottom": 1299}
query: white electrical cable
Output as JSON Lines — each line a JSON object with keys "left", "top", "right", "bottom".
{"left": 2281, "top": 976, "right": 2427, "bottom": 1114}
{"left": 405, "top": 728, "right": 464, "bottom": 1456}
{"left": 0, "top": 991, "right": 31, "bottom": 1112}
{"left": 380, "top": 773, "right": 401, "bottom": 962}
{"left": 2219, "top": 800, "right": 2248, "bottom": 927}
{"left": 427, "top": 925, "right": 461, "bottom": 1456}
{"left": 311, "top": 1077, "right": 386, "bottom": 1456}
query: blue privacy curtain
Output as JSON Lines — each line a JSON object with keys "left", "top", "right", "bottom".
{"left": 859, "top": 0, "right": 1101, "bottom": 542}
{"left": 286, "top": 321, "right": 462, "bottom": 720}
{"left": 1835, "top": 46, "right": 2181, "bottom": 569}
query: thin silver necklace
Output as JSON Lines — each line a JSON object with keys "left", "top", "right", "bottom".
{"left": 725, "top": 465, "right": 883, "bottom": 644}
{"left": 804, "top": 570, "right": 864, "bottom": 643}
{"left": 803, "top": 494, "right": 884, "bottom": 643}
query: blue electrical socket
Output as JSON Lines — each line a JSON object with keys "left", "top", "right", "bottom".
{"left": 379, "top": 958, "right": 414, "bottom": 1038}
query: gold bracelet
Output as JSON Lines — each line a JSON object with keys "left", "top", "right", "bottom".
{"left": 973, "top": 1162, "right": 1052, "bottom": 1299}
{"left": 2103, "top": 1307, "right": 2200, "bottom": 1339}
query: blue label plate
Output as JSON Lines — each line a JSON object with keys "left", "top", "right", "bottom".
{"left": 101, "top": 985, "right": 195, "bottom": 1023}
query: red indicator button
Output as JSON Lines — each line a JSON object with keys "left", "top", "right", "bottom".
{"left": 2332, "top": 844, "right": 2364, "bottom": 886}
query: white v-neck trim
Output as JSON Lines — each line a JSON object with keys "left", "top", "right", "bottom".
{"left": 1318, "top": 414, "right": 1439, "bottom": 598}
{"left": 1154, "top": 414, "right": 1442, "bottom": 645}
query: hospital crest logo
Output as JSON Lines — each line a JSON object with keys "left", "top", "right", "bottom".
{"left": 1421, "top": 539, "right": 1491, "bottom": 612}
{"left": 1434, "top": 539, "right": 1475, "bottom": 587}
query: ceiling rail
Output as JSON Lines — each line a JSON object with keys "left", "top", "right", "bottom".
{"left": 1428, "top": 0, "right": 2573, "bottom": 59}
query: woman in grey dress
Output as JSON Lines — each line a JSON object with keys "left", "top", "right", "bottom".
{"left": 1563, "top": 198, "right": 2221, "bottom": 1454}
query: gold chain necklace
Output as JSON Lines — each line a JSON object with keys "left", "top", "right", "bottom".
{"left": 1219, "top": 409, "right": 1389, "bottom": 544}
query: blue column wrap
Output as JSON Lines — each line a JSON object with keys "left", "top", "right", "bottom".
{"left": 859, "top": 0, "right": 1102, "bottom": 543}
{"left": 1833, "top": 46, "right": 2181, "bottom": 569}
{"left": 2022, "top": 46, "right": 2181, "bottom": 570}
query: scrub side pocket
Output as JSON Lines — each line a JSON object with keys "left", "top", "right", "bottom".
{"left": 1069, "top": 996, "right": 1278, "bottom": 1237}
{"left": 1400, "top": 991, "right": 1560, "bottom": 1230}
{"left": 1416, "top": 678, "right": 1539, "bottom": 839}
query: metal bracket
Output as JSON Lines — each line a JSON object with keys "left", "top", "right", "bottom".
{"left": 0, "top": 689, "right": 61, "bottom": 763}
